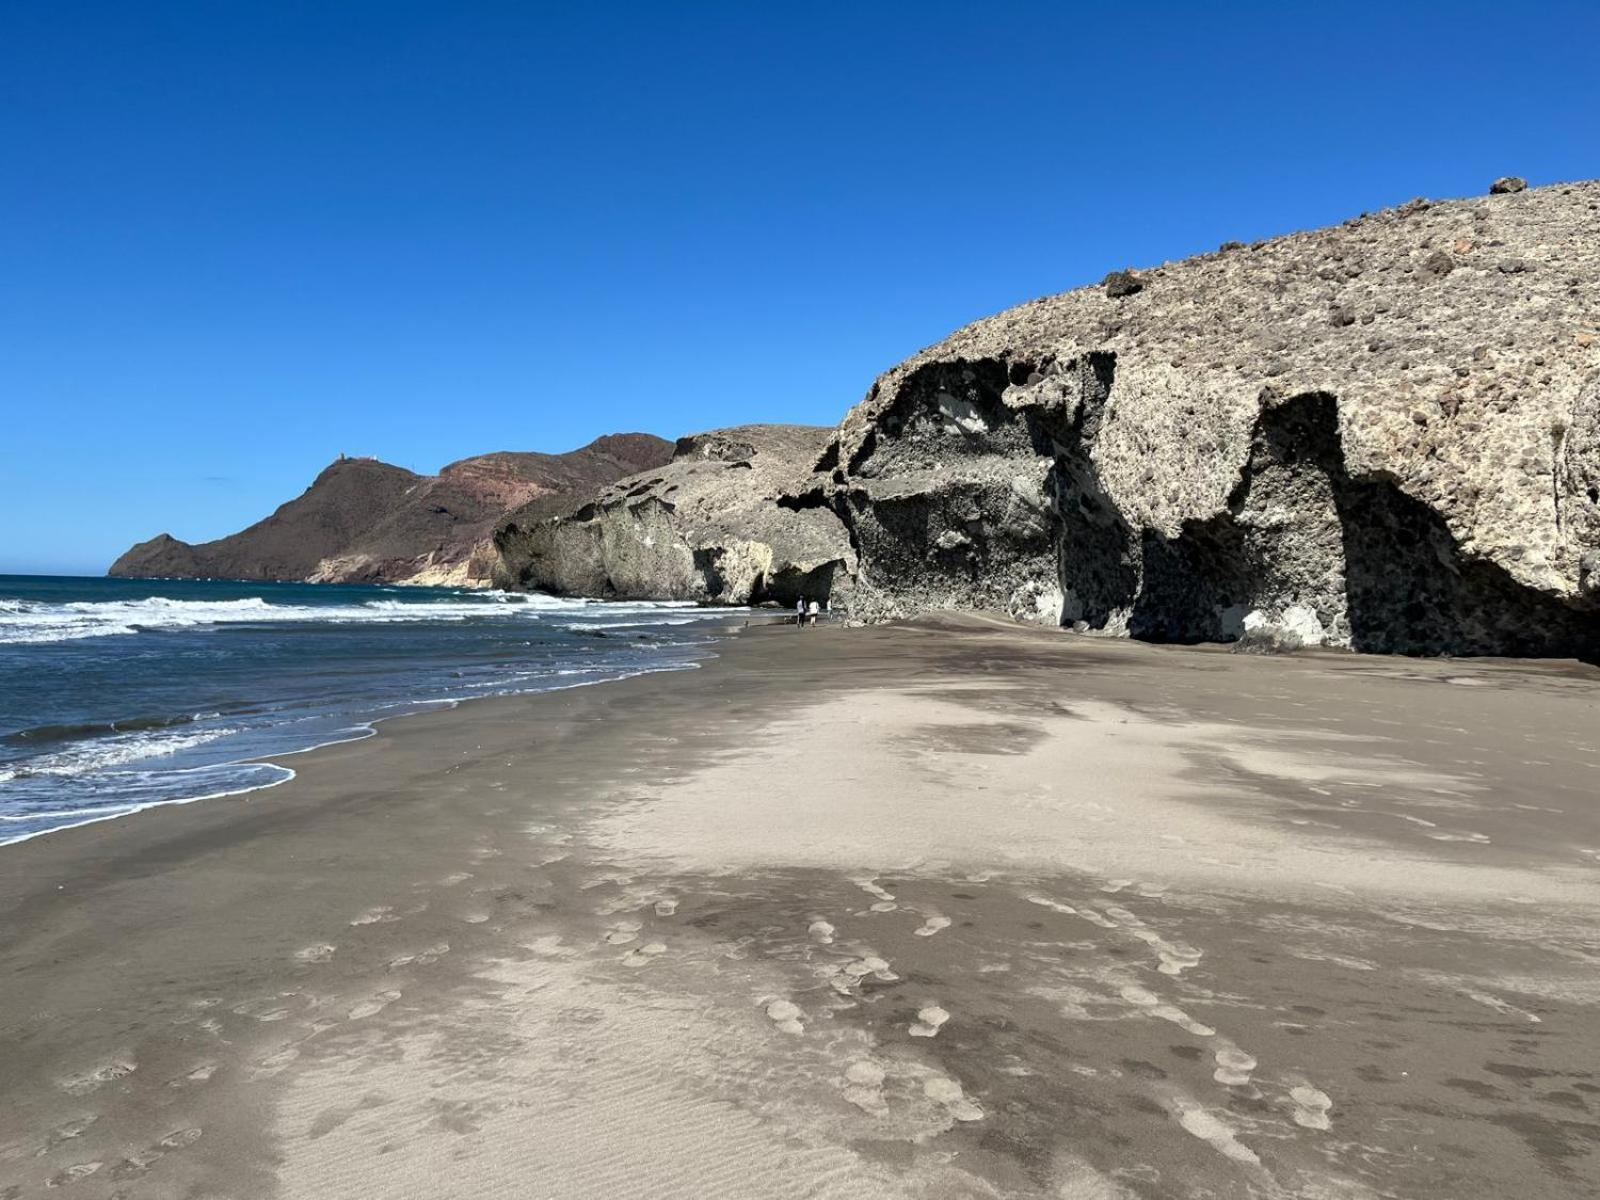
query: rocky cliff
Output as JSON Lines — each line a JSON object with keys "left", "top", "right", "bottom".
{"left": 492, "top": 425, "right": 853, "bottom": 605}
{"left": 109, "top": 434, "right": 674, "bottom": 586}
{"left": 813, "top": 179, "right": 1600, "bottom": 657}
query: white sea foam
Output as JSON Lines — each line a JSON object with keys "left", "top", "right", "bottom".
{"left": 0, "top": 765, "right": 296, "bottom": 846}
{"left": 0, "top": 592, "right": 725, "bottom": 645}
{"left": 2, "top": 726, "right": 239, "bottom": 779}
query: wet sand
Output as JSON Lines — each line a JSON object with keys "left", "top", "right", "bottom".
{"left": 2, "top": 614, "right": 1599, "bottom": 1198}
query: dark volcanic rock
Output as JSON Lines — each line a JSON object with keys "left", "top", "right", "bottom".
{"left": 822, "top": 180, "right": 1600, "bottom": 658}
{"left": 1102, "top": 269, "right": 1144, "bottom": 298}
{"left": 492, "top": 425, "right": 852, "bottom": 605}
{"left": 1490, "top": 176, "right": 1529, "bottom": 195}
{"left": 108, "top": 434, "right": 674, "bottom": 586}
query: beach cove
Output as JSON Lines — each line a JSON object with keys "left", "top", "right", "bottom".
{"left": 2, "top": 616, "right": 1599, "bottom": 1198}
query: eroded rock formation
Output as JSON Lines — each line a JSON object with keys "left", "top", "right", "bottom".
{"left": 817, "top": 180, "right": 1600, "bottom": 657}
{"left": 492, "top": 425, "right": 854, "bottom": 605}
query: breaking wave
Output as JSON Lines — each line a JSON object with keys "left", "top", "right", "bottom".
{"left": 0, "top": 591, "right": 704, "bottom": 645}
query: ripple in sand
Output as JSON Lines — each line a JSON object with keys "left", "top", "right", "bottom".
{"left": 349, "top": 906, "right": 397, "bottom": 926}
{"left": 294, "top": 943, "right": 337, "bottom": 963}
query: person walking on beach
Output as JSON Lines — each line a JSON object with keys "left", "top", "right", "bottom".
{"left": 808, "top": 599, "right": 822, "bottom": 627}
{"left": 796, "top": 597, "right": 807, "bottom": 627}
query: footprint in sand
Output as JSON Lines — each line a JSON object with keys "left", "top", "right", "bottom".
{"left": 1288, "top": 1083, "right": 1334, "bottom": 1130}
{"left": 294, "top": 944, "right": 337, "bottom": 964}
{"left": 350, "top": 906, "right": 397, "bottom": 926}
{"left": 623, "top": 942, "right": 667, "bottom": 966}
{"left": 39, "top": 1116, "right": 97, "bottom": 1153}
{"left": 167, "top": 1061, "right": 218, "bottom": 1087}
{"left": 108, "top": 1128, "right": 203, "bottom": 1180}
{"left": 924, "top": 1076, "right": 984, "bottom": 1122}
{"left": 842, "top": 1060, "right": 888, "bottom": 1113}
{"left": 910, "top": 1005, "right": 950, "bottom": 1038}
{"left": 1463, "top": 989, "right": 1541, "bottom": 1023}
{"left": 855, "top": 879, "right": 896, "bottom": 903}
{"left": 808, "top": 919, "right": 836, "bottom": 944}
{"left": 765, "top": 999, "right": 805, "bottom": 1035}
{"left": 1119, "top": 985, "right": 1215, "bottom": 1037}
{"left": 842, "top": 955, "right": 897, "bottom": 985}
{"left": 1027, "top": 895, "right": 1077, "bottom": 915}
{"left": 251, "top": 1047, "right": 300, "bottom": 1079}
{"left": 914, "top": 915, "right": 952, "bottom": 937}
{"left": 61, "top": 1057, "right": 136, "bottom": 1095}
{"left": 654, "top": 898, "right": 678, "bottom": 916}
{"left": 868, "top": 900, "right": 899, "bottom": 913}
{"left": 233, "top": 995, "right": 296, "bottom": 1022}
{"left": 1171, "top": 1096, "right": 1259, "bottom": 1165}
{"left": 47, "top": 1163, "right": 103, "bottom": 1187}
{"left": 348, "top": 990, "right": 402, "bottom": 1020}
{"left": 1212, "top": 1046, "right": 1258, "bottom": 1087}
{"left": 604, "top": 920, "right": 642, "bottom": 946}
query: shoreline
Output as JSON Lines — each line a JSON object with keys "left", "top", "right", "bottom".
{"left": 0, "top": 593, "right": 759, "bottom": 847}
{"left": 2, "top": 616, "right": 1598, "bottom": 1197}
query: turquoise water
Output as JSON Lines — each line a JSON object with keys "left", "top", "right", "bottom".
{"left": 0, "top": 575, "right": 735, "bottom": 845}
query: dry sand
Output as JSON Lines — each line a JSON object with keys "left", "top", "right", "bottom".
{"left": 2, "top": 615, "right": 1599, "bottom": 1198}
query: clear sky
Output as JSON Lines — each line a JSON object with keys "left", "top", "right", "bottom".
{"left": 3, "top": 1, "right": 1597, "bottom": 574}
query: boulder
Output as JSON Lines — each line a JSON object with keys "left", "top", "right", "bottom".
{"left": 1490, "top": 176, "right": 1529, "bottom": 195}
{"left": 821, "top": 180, "right": 1600, "bottom": 658}
{"left": 492, "top": 425, "right": 853, "bottom": 606}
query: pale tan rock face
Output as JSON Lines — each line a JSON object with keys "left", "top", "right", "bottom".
{"left": 822, "top": 181, "right": 1600, "bottom": 657}
{"left": 492, "top": 425, "right": 855, "bottom": 606}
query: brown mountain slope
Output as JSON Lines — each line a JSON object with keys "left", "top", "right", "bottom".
{"left": 108, "top": 433, "right": 673, "bottom": 586}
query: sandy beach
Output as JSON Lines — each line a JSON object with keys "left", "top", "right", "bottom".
{"left": 2, "top": 615, "right": 1599, "bottom": 1199}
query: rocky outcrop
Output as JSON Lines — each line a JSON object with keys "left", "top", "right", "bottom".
{"left": 109, "top": 434, "right": 674, "bottom": 585}
{"left": 492, "top": 425, "right": 853, "bottom": 605}
{"left": 819, "top": 180, "right": 1600, "bottom": 658}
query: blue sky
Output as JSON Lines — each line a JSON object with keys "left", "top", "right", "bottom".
{"left": 3, "top": 2, "right": 1597, "bottom": 574}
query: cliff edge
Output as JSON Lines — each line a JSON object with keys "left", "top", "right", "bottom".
{"left": 813, "top": 179, "right": 1600, "bottom": 657}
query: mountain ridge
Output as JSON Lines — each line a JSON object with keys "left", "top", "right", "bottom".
{"left": 108, "top": 434, "right": 674, "bottom": 587}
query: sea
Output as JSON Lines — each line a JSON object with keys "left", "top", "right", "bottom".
{"left": 0, "top": 575, "right": 741, "bottom": 846}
